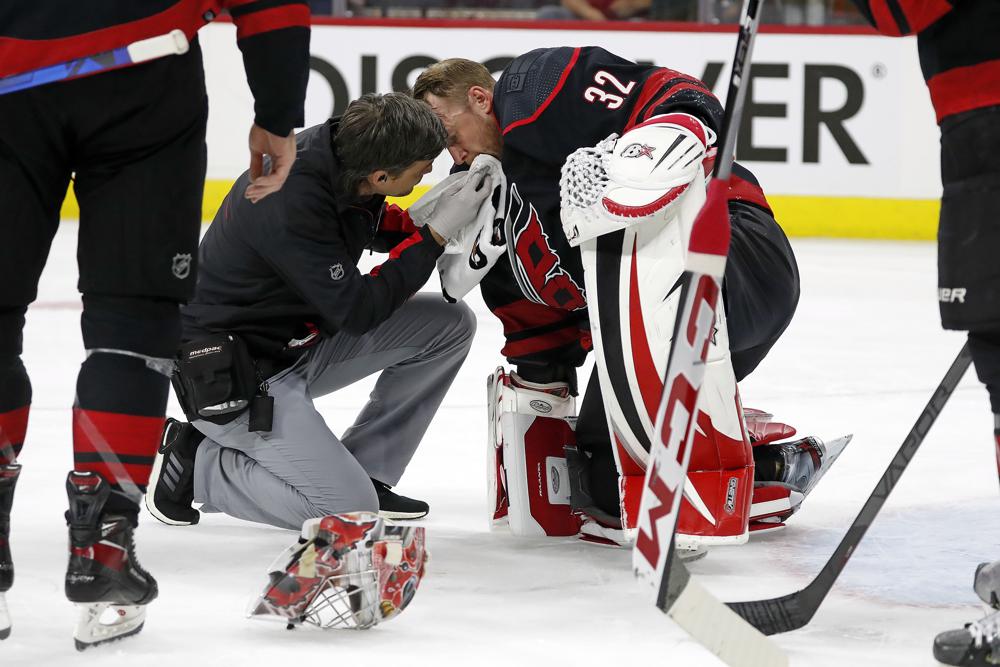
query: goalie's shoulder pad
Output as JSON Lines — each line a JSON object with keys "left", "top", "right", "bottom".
{"left": 603, "top": 113, "right": 716, "bottom": 219}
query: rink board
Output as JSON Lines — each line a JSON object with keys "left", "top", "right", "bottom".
{"left": 60, "top": 20, "right": 942, "bottom": 239}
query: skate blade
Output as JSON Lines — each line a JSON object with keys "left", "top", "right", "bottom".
{"left": 802, "top": 434, "right": 853, "bottom": 496}
{"left": 0, "top": 591, "right": 10, "bottom": 640}
{"left": 74, "top": 602, "right": 146, "bottom": 651}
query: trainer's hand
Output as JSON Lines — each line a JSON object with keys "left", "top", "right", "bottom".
{"left": 246, "top": 124, "right": 296, "bottom": 204}
{"left": 424, "top": 171, "right": 494, "bottom": 242}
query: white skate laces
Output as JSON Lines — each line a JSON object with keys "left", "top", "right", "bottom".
{"left": 967, "top": 609, "right": 1000, "bottom": 652}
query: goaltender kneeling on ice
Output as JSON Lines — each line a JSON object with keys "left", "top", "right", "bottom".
{"left": 413, "top": 50, "right": 851, "bottom": 552}
{"left": 141, "top": 93, "right": 499, "bottom": 628}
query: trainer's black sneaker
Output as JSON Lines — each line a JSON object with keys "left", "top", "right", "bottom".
{"left": 145, "top": 418, "right": 201, "bottom": 526}
{"left": 372, "top": 479, "right": 428, "bottom": 520}
{"left": 934, "top": 608, "right": 1000, "bottom": 666}
{"left": 65, "top": 472, "right": 157, "bottom": 650}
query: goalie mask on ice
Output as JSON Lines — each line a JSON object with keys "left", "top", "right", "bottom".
{"left": 249, "top": 512, "right": 426, "bottom": 630}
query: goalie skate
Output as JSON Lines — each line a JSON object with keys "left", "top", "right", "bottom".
{"left": 750, "top": 434, "right": 852, "bottom": 533}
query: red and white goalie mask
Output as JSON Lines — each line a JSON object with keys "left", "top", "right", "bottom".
{"left": 249, "top": 512, "right": 427, "bottom": 630}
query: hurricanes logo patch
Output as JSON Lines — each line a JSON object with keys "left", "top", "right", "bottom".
{"left": 620, "top": 142, "right": 655, "bottom": 159}
{"left": 329, "top": 263, "right": 345, "bottom": 281}
{"left": 506, "top": 183, "right": 586, "bottom": 311}
{"left": 171, "top": 253, "right": 192, "bottom": 280}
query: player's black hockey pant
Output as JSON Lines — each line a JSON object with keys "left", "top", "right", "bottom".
{"left": 938, "top": 105, "right": 1000, "bottom": 415}
{"left": 0, "top": 41, "right": 207, "bottom": 515}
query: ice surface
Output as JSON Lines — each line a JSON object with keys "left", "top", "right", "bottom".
{"left": 3, "top": 225, "right": 997, "bottom": 666}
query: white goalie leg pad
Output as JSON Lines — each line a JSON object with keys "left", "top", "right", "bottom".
{"left": 486, "top": 367, "right": 580, "bottom": 537}
{"left": 580, "top": 174, "right": 753, "bottom": 549}
{"left": 560, "top": 113, "right": 715, "bottom": 247}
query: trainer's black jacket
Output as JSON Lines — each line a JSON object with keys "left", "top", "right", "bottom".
{"left": 849, "top": 0, "right": 1000, "bottom": 123}
{"left": 0, "top": 1, "right": 310, "bottom": 135}
{"left": 182, "top": 119, "right": 444, "bottom": 361}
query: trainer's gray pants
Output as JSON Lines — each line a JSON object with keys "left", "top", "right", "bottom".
{"left": 190, "top": 295, "right": 475, "bottom": 530}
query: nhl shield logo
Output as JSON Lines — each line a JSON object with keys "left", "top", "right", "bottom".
{"left": 620, "top": 142, "right": 655, "bottom": 159}
{"left": 171, "top": 253, "right": 192, "bottom": 280}
{"left": 329, "top": 263, "right": 345, "bottom": 281}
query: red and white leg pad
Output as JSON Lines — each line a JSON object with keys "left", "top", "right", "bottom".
{"left": 487, "top": 368, "right": 581, "bottom": 537}
{"left": 579, "top": 173, "right": 753, "bottom": 550}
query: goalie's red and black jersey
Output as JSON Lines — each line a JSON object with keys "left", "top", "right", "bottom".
{"left": 0, "top": 0, "right": 310, "bottom": 135}
{"left": 849, "top": 0, "right": 1000, "bottom": 123}
{"left": 484, "top": 46, "right": 782, "bottom": 371}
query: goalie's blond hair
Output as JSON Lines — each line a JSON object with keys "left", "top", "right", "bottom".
{"left": 412, "top": 59, "right": 496, "bottom": 106}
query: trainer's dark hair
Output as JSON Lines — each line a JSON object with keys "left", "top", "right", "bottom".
{"left": 335, "top": 92, "right": 447, "bottom": 194}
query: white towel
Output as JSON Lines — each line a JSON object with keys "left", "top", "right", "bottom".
{"left": 415, "top": 155, "right": 508, "bottom": 302}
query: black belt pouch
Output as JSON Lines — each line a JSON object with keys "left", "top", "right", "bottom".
{"left": 172, "top": 334, "right": 257, "bottom": 425}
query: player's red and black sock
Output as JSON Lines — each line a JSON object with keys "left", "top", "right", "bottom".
{"left": 73, "top": 296, "right": 180, "bottom": 522}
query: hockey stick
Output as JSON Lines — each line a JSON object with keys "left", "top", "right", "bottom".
{"left": 631, "top": 1, "right": 785, "bottom": 665}
{"left": 728, "top": 343, "right": 972, "bottom": 634}
{"left": 0, "top": 29, "right": 189, "bottom": 96}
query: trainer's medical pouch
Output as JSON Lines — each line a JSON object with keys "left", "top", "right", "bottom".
{"left": 172, "top": 333, "right": 257, "bottom": 426}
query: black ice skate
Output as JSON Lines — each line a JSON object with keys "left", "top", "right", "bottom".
{"left": 0, "top": 464, "right": 21, "bottom": 640}
{"left": 934, "top": 608, "right": 1000, "bottom": 666}
{"left": 145, "top": 417, "right": 201, "bottom": 526}
{"left": 65, "top": 471, "right": 158, "bottom": 651}
{"left": 372, "top": 479, "right": 428, "bottom": 520}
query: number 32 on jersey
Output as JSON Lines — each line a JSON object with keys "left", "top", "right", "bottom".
{"left": 583, "top": 70, "right": 636, "bottom": 110}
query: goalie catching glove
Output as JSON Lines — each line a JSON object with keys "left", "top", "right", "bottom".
{"left": 560, "top": 113, "right": 716, "bottom": 246}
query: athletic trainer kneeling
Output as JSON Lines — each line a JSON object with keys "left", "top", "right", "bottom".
{"left": 146, "top": 93, "right": 489, "bottom": 529}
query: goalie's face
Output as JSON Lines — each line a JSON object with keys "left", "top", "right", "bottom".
{"left": 424, "top": 88, "right": 502, "bottom": 166}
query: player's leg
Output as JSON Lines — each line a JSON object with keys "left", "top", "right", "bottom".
{"left": 0, "top": 85, "right": 73, "bottom": 638}
{"left": 932, "top": 106, "right": 1000, "bottom": 667}
{"left": 309, "top": 294, "right": 477, "bottom": 517}
{"left": 938, "top": 107, "right": 1000, "bottom": 470}
{"left": 190, "top": 374, "right": 381, "bottom": 530}
{"left": 579, "top": 177, "right": 754, "bottom": 548}
{"left": 189, "top": 295, "right": 474, "bottom": 527}
{"left": 64, "top": 44, "right": 207, "bottom": 649}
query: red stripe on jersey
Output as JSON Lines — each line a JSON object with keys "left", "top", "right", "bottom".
{"left": 502, "top": 47, "right": 581, "bottom": 135}
{"left": 493, "top": 299, "right": 574, "bottom": 333}
{"left": 728, "top": 174, "right": 771, "bottom": 212}
{"left": 928, "top": 59, "right": 1000, "bottom": 122}
{"left": 624, "top": 69, "right": 676, "bottom": 129}
{"left": 501, "top": 325, "right": 582, "bottom": 359}
{"left": 380, "top": 205, "right": 417, "bottom": 235}
{"left": 370, "top": 230, "right": 423, "bottom": 277}
{"left": 0, "top": 1, "right": 211, "bottom": 79}
{"left": 0, "top": 406, "right": 29, "bottom": 464}
{"left": 866, "top": 0, "right": 952, "bottom": 35}
{"left": 73, "top": 408, "right": 163, "bottom": 489}
{"left": 633, "top": 83, "right": 711, "bottom": 130}
{"left": 234, "top": 4, "right": 310, "bottom": 40}
{"left": 223, "top": 0, "right": 260, "bottom": 7}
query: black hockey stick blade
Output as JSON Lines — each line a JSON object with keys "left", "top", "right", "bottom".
{"left": 728, "top": 343, "right": 973, "bottom": 634}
